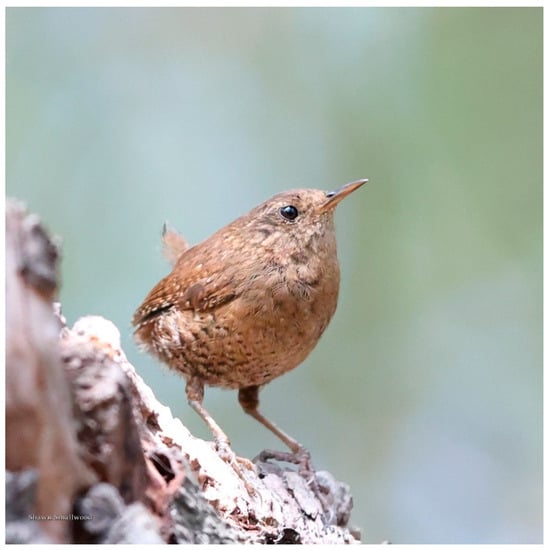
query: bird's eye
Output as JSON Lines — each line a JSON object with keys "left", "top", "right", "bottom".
{"left": 279, "top": 205, "right": 299, "bottom": 221}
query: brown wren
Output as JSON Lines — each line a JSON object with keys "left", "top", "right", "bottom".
{"left": 132, "top": 179, "right": 367, "bottom": 481}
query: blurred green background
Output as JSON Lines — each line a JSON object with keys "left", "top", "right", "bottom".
{"left": 6, "top": 7, "right": 542, "bottom": 543}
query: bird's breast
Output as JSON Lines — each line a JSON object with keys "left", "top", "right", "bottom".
{"left": 235, "top": 253, "right": 341, "bottom": 358}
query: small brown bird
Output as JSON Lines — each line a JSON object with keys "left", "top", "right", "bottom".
{"left": 132, "top": 179, "right": 366, "bottom": 480}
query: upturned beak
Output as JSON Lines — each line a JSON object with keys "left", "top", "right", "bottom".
{"left": 319, "top": 178, "right": 368, "bottom": 213}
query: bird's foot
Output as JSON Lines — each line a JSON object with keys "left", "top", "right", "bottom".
{"left": 254, "top": 446, "right": 312, "bottom": 474}
{"left": 255, "top": 447, "right": 329, "bottom": 511}
{"left": 214, "top": 438, "right": 257, "bottom": 496}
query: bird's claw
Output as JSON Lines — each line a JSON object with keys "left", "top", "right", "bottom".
{"left": 214, "top": 438, "right": 257, "bottom": 495}
{"left": 254, "top": 447, "right": 330, "bottom": 512}
{"left": 255, "top": 446, "right": 313, "bottom": 473}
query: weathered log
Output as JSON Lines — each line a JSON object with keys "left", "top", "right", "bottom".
{"left": 5, "top": 200, "right": 95, "bottom": 542}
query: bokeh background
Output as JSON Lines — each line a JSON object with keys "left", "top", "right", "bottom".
{"left": 6, "top": 7, "right": 542, "bottom": 543}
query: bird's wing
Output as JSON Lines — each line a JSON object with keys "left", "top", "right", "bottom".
{"left": 132, "top": 241, "right": 242, "bottom": 327}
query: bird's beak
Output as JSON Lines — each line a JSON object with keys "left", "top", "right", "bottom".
{"left": 319, "top": 178, "right": 368, "bottom": 213}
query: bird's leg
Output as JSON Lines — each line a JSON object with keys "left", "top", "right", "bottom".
{"left": 238, "top": 386, "right": 328, "bottom": 511}
{"left": 238, "top": 385, "right": 314, "bottom": 476}
{"left": 185, "top": 378, "right": 255, "bottom": 490}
